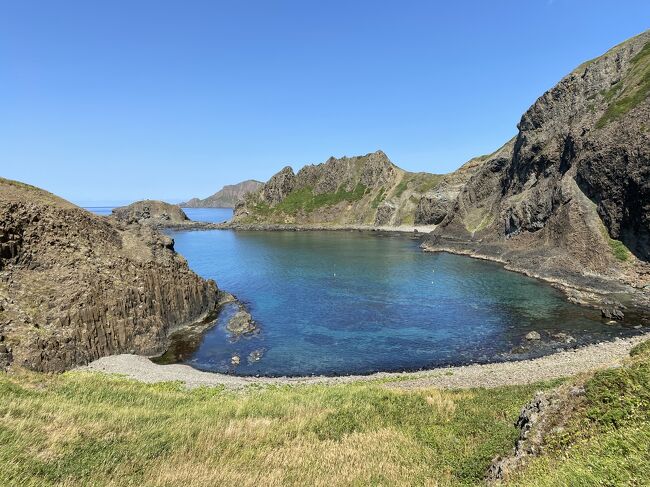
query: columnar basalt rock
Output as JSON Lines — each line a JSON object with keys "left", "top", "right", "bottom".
{"left": 0, "top": 178, "right": 219, "bottom": 372}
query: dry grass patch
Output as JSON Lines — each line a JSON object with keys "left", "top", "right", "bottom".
{"left": 0, "top": 370, "right": 553, "bottom": 486}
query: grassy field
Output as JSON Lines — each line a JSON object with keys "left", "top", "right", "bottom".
{"left": 1, "top": 341, "right": 648, "bottom": 486}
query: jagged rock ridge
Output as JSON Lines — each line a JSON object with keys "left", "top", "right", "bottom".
{"left": 0, "top": 178, "right": 219, "bottom": 372}
{"left": 180, "top": 180, "right": 264, "bottom": 208}
{"left": 423, "top": 30, "right": 650, "bottom": 298}
{"left": 233, "top": 151, "right": 464, "bottom": 226}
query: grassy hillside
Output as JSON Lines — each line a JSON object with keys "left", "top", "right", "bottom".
{"left": 1, "top": 341, "right": 648, "bottom": 485}
{"left": 508, "top": 340, "right": 650, "bottom": 486}
{"left": 0, "top": 371, "right": 550, "bottom": 486}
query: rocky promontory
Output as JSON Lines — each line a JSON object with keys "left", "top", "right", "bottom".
{"left": 112, "top": 200, "right": 190, "bottom": 225}
{"left": 0, "top": 178, "right": 221, "bottom": 372}
{"left": 111, "top": 200, "right": 222, "bottom": 230}
{"left": 422, "top": 30, "right": 650, "bottom": 307}
{"left": 232, "top": 151, "right": 471, "bottom": 227}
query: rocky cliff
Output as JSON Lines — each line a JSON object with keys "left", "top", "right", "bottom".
{"left": 423, "top": 30, "right": 650, "bottom": 300}
{"left": 180, "top": 180, "right": 264, "bottom": 208}
{"left": 0, "top": 179, "right": 219, "bottom": 372}
{"left": 232, "top": 151, "right": 463, "bottom": 226}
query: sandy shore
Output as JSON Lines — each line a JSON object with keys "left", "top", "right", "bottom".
{"left": 77, "top": 333, "right": 649, "bottom": 389}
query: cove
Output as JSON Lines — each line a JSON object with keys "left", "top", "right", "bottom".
{"left": 159, "top": 227, "right": 639, "bottom": 376}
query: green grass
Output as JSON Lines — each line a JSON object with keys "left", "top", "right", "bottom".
{"left": 0, "top": 370, "right": 552, "bottom": 486}
{"left": 599, "top": 224, "right": 631, "bottom": 262}
{"left": 609, "top": 238, "right": 631, "bottom": 262}
{"left": 3, "top": 341, "right": 650, "bottom": 485}
{"left": 392, "top": 173, "right": 443, "bottom": 198}
{"left": 255, "top": 184, "right": 368, "bottom": 217}
{"left": 596, "top": 41, "right": 650, "bottom": 128}
{"left": 371, "top": 187, "right": 386, "bottom": 208}
{"left": 508, "top": 340, "right": 650, "bottom": 486}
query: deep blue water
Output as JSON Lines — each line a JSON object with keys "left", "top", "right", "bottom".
{"left": 162, "top": 229, "right": 639, "bottom": 376}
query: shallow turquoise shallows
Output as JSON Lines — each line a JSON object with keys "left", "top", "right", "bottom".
{"left": 163, "top": 227, "right": 638, "bottom": 377}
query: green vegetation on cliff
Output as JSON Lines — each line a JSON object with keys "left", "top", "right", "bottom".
{"left": 596, "top": 41, "right": 650, "bottom": 128}
{"left": 250, "top": 183, "right": 368, "bottom": 217}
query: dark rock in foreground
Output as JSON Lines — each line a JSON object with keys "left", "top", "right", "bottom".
{"left": 0, "top": 178, "right": 219, "bottom": 372}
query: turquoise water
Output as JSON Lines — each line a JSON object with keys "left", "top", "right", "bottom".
{"left": 164, "top": 228, "right": 639, "bottom": 376}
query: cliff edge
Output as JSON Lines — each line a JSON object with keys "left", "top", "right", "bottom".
{"left": 423, "top": 30, "right": 650, "bottom": 302}
{"left": 0, "top": 178, "right": 219, "bottom": 372}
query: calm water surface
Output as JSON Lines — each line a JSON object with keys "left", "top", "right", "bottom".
{"left": 162, "top": 227, "right": 639, "bottom": 376}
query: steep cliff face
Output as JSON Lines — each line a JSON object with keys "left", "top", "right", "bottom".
{"left": 0, "top": 179, "right": 218, "bottom": 372}
{"left": 424, "top": 31, "right": 650, "bottom": 296}
{"left": 180, "top": 180, "right": 264, "bottom": 208}
{"left": 233, "top": 151, "right": 457, "bottom": 226}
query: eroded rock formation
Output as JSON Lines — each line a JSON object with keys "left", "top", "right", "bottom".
{"left": 233, "top": 151, "right": 467, "bottom": 226}
{"left": 112, "top": 200, "right": 190, "bottom": 225}
{"left": 0, "top": 179, "right": 219, "bottom": 372}
{"left": 423, "top": 30, "right": 650, "bottom": 300}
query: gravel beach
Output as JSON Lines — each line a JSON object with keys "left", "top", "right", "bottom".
{"left": 78, "top": 333, "right": 650, "bottom": 389}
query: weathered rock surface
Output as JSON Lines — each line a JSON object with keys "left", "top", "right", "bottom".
{"left": 423, "top": 30, "right": 650, "bottom": 304}
{"left": 112, "top": 200, "right": 189, "bottom": 225}
{"left": 488, "top": 385, "right": 586, "bottom": 482}
{"left": 225, "top": 309, "right": 257, "bottom": 337}
{"left": 233, "top": 151, "right": 464, "bottom": 227}
{"left": 0, "top": 178, "right": 219, "bottom": 372}
{"left": 180, "top": 179, "right": 263, "bottom": 208}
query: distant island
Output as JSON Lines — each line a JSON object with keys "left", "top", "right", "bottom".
{"left": 180, "top": 179, "right": 264, "bottom": 208}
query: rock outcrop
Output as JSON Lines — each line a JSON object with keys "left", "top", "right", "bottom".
{"left": 0, "top": 178, "right": 219, "bottom": 372}
{"left": 232, "top": 151, "right": 465, "bottom": 227}
{"left": 112, "top": 200, "right": 189, "bottom": 225}
{"left": 423, "top": 30, "right": 650, "bottom": 301}
{"left": 180, "top": 180, "right": 264, "bottom": 208}
{"left": 488, "top": 385, "right": 586, "bottom": 482}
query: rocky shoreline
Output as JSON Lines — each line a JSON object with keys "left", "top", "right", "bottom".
{"left": 216, "top": 221, "right": 437, "bottom": 234}
{"left": 77, "top": 332, "right": 650, "bottom": 389}
{"left": 421, "top": 242, "right": 650, "bottom": 320}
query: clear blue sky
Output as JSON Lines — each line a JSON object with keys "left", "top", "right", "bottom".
{"left": 2, "top": 1, "right": 648, "bottom": 205}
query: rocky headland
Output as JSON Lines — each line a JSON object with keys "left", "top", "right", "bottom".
{"left": 422, "top": 30, "right": 650, "bottom": 311}
{"left": 230, "top": 31, "right": 650, "bottom": 313}
{"left": 0, "top": 179, "right": 226, "bottom": 372}
{"left": 111, "top": 200, "right": 223, "bottom": 230}
{"left": 231, "top": 150, "right": 474, "bottom": 227}
{"left": 180, "top": 179, "right": 264, "bottom": 208}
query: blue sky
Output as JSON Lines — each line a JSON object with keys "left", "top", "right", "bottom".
{"left": 2, "top": 1, "right": 648, "bottom": 205}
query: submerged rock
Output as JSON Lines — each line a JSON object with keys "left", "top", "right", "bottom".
{"left": 248, "top": 349, "right": 265, "bottom": 363}
{"left": 226, "top": 309, "right": 257, "bottom": 336}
